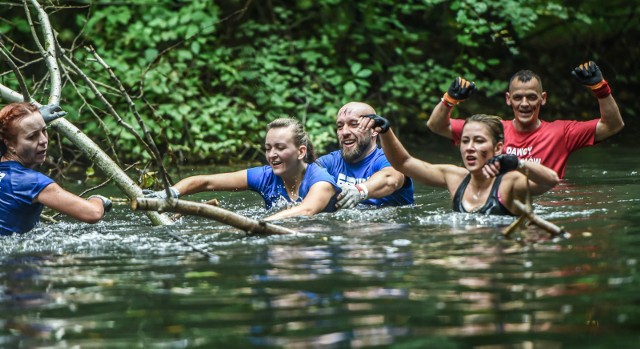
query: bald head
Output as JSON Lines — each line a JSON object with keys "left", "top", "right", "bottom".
{"left": 337, "top": 102, "right": 376, "bottom": 119}
{"left": 335, "top": 102, "right": 378, "bottom": 164}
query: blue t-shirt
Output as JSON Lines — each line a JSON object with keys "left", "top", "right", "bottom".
{"left": 0, "top": 161, "right": 55, "bottom": 235}
{"left": 246, "top": 162, "right": 340, "bottom": 212}
{"left": 316, "top": 148, "right": 414, "bottom": 206}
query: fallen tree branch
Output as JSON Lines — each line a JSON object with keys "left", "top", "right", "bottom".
{"left": 5, "top": 1, "right": 174, "bottom": 226}
{"left": 131, "top": 198, "right": 298, "bottom": 235}
{"left": 502, "top": 215, "right": 526, "bottom": 238}
{"left": 25, "top": 0, "right": 62, "bottom": 103}
{"left": 86, "top": 45, "right": 174, "bottom": 195}
{"left": 512, "top": 200, "right": 565, "bottom": 236}
{"left": 171, "top": 198, "right": 220, "bottom": 221}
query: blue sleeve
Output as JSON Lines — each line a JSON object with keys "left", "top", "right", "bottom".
{"left": 309, "top": 165, "right": 340, "bottom": 192}
{"left": 13, "top": 169, "right": 54, "bottom": 204}
{"left": 372, "top": 150, "right": 392, "bottom": 173}
{"left": 316, "top": 153, "right": 334, "bottom": 172}
{"left": 246, "top": 166, "right": 269, "bottom": 193}
{"left": 306, "top": 164, "right": 341, "bottom": 213}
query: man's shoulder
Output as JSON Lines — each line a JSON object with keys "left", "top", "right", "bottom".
{"left": 369, "top": 147, "right": 390, "bottom": 161}
{"left": 317, "top": 150, "right": 341, "bottom": 162}
{"left": 540, "top": 119, "right": 599, "bottom": 133}
{"left": 316, "top": 150, "right": 345, "bottom": 170}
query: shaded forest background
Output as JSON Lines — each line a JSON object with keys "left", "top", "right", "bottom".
{"left": 1, "top": 0, "right": 638, "bottom": 174}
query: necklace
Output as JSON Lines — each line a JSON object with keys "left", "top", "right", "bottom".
{"left": 469, "top": 178, "right": 495, "bottom": 202}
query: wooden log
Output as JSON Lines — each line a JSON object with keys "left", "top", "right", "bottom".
{"left": 513, "top": 200, "right": 565, "bottom": 236}
{"left": 171, "top": 198, "right": 219, "bottom": 220}
{"left": 502, "top": 215, "right": 526, "bottom": 237}
{"left": 131, "top": 198, "right": 298, "bottom": 235}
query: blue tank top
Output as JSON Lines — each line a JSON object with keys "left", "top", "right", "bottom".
{"left": 452, "top": 174, "right": 515, "bottom": 216}
{"left": 0, "top": 161, "right": 55, "bottom": 235}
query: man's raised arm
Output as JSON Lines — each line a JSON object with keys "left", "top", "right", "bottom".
{"left": 571, "top": 61, "right": 624, "bottom": 142}
{"left": 426, "top": 77, "right": 477, "bottom": 139}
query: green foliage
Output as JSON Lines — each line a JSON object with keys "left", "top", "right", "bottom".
{"left": 2, "top": 0, "right": 638, "bottom": 168}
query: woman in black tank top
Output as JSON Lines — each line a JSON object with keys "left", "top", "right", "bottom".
{"left": 358, "top": 114, "right": 560, "bottom": 216}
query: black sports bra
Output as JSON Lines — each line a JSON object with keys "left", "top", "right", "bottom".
{"left": 452, "top": 174, "right": 515, "bottom": 216}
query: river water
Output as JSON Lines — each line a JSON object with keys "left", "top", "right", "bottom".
{"left": 1, "top": 144, "right": 639, "bottom": 348}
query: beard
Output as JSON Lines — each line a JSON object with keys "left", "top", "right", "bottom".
{"left": 341, "top": 134, "right": 372, "bottom": 163}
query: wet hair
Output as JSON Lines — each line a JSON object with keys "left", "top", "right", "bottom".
{"left": 509, "top": 70, "right": 543, "bottom": 91}
{"left": 462, "top": 114, "right": 504, "bottom": 144}
{"left": 0, "top": 102, "right": 39, "bottom": 154}
{"left": 266, "top": 118, "right": 316, "bottom": 163}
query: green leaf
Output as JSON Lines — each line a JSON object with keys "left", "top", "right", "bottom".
{"left": 356, "top": 68, "right": 372, "bottom": 78}
{"left": 350, "top": 62, "right": 362, "bottom": 75}
{"left": 144, "top": 48, "right": 158, "bottom": 63}
{"left": 344, "top": 81, "right": 357, "bottom": 95}
{"left": 186, "top": 25, "right": 199, "bottom": 39}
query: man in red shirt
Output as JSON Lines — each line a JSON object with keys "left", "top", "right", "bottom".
{"left": 426, "top": 61, "right": 624, "bottom": 178}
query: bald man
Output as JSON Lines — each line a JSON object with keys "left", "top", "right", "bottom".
{"left": 316, "top": 102, "right": 414, "bottom": 209}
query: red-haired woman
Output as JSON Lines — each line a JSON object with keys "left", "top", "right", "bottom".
{"left": 0, "top": 102, "right": 111, "bottom": 236}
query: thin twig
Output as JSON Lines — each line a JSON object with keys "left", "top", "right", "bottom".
{"left": 59, "top": 52, "right": 155, "bottom": 158}
{"left": 0, "top": 33, "right": 41, "bottom": 56}
{"left": 86, "top": 45, "right": 173, "bottom": 194}
{"left": 0, "top": 42, "right": 31, "bottom": 101}
{"left": 502, "top": 215, "right": 526, "bottom": 238}
{"left": 59, "top": 62, "right": 122, "bottom": 166}
{"left": 0, "top": 57, "right": 44, "bottom": 77}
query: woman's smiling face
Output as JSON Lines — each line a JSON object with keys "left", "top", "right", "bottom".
{"left": 264, "top": 126, "right": 305, "bottom": 177}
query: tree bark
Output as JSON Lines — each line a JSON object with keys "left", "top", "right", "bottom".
{"left": 131, "top": 198, "right": 298, "bottom": 235}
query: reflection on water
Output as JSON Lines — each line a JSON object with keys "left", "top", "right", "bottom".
{"left": 1, "top": 146, "right": 640, "bottom": 348}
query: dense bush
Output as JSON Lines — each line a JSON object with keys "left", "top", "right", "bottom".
{"left": 1, "top": 0, "right": 638, "bottom": 169}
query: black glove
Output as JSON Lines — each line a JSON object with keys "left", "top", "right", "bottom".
{"left": 88, "top": 195, "right": 112, "bottom": 213}
{"left": 447, "top": 76, "right": 477, "bottom": 101}
{"left": 39, "top": 104, "right": 67, "bottom": 124}
{"left": 363, "top": 114, "right": 390, "bottom": 134}
{"left": 142, "top": 187, "right": 180, "bottom": 199}
{"left": 571, "top": 61, "right": 603, "bottom": 87}
{"left": 487, "top": 154, "right": 520, "bottom": 175}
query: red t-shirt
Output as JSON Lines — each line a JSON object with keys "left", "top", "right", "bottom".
{"left": 450, "top": 118, "right": 599, "bottom": 178}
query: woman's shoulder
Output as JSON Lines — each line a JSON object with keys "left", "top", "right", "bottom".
{"left": 439, "top": 164, "right": 468, "bottom": 177}
{"left": 0, "top": 162, "right": 54, "bottom": 198}
{"left": 1, "top": 161, "right": 53, "bottom": 182}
